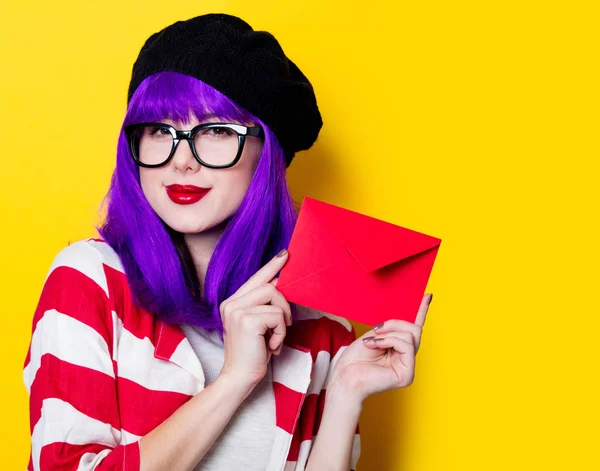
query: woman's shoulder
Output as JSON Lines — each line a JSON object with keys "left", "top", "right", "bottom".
{"left": 54, "top": 237, "right": 123, "bottom": 268}
{"left": 46, "top": 237, "right": 125, "bottom": 297}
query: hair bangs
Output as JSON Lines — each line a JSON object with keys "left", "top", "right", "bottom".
{"left": 126, "top": 71, "right": 254, "bottom": 127}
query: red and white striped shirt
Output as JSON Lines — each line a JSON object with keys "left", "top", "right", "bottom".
{"left": 23, "top": 238, "right": 361, "bottom": 471}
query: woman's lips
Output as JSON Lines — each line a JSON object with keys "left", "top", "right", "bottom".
{"left": 165, "top": 184, "right": 210, "bottom": 205}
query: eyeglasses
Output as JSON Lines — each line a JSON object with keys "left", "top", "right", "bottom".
{"left": 123, "top": 121, "right": 264, "bottom": 169}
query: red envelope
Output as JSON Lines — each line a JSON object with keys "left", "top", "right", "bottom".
{"left": 277, "top": 197, "right": 442, "bottom": 326}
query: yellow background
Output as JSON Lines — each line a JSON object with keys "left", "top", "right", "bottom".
{"left": 1, "top": 1, "right": 598, "bottom": 469}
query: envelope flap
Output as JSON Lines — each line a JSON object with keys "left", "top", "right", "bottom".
{"left": 306, "top": 197, "right": 442, "bottom": 272}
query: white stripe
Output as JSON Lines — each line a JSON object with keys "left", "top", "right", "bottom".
{"left": 23, "top": 310, "right": 114, "bottom": 393}
{"left": 266, "top": 426, "right": 294, "bottom": 471}
{"left": 296, "top": 439, "right": 313, "bottom": 469}
{"left": 86, "top": 239, "right": 125, "bottom": 274}
{"left": 110, "top": 311, "right": 119, "bottom": 361}
{"left": 170, "top": 337, "right": 206, "bottom": 383}
{"left": 294, "top": 304, "right": 352, "bottom": 332}
{"left": 78, "top": 450, "right": 112, "bottom": 470}
{"left": 272, "top": 345, "right": 313, "bottom": 393}
{"left": 114, "top": 314, "right": 204, "bottom": 396}
{"left": 120, "top": 429, "right": 141, "bottom": 446}
{"left": 323, "top": 345, "right": 348, "bottom": 390}
{"left": 31, "top": 398, "right": 120, "bottom": 471}
{"left": 45, "top": 240, "right": 109, "bottom": 297}
{"left": 307, "top": 350, "right": 331, "bottom": 396}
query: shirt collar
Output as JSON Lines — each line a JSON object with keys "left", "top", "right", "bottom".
{"left": 153, "top": 317, "right": 205, "bottom": 382}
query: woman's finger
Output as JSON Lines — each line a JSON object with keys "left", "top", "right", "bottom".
{"left": 228, "top": 250, "right": 288, "bottom": 300}
{"left": 224, "top": 283, "right": 293, "bottom": 326}
{"left": 367, "top": 335, "right": 416, "bottom": 371}
{"left": 261, "top": 312, "right": 287, "bottom": 351}
{"left": 235, "top": 305, "right": 288, "bottom": 351}
{"left": 414, "top": 293, "right": 433, "bottom": 327}
{"left": 364, "top": 330, "right": 417, "bottom": 351}
{"left": 227, "top": 305, "right": 284, "bottom": 354}
{"left": 372, "top": 319, "right": 423, "bottom": 351}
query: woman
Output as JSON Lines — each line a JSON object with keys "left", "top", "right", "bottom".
{"left": 23, "top": 13, "right": 433, "bottom": 471}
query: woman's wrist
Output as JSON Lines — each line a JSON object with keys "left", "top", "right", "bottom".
{"left": 328, "top": 367, "right": 369, "bottom": 406}
{"left": 326, "top": 374, "right": 365, "bottom": 413}
{"left": 215, "top": 370, "right": 257, "bottom": 402}
{"left": 305, "top": 376, "right": 362, "bottom": 471}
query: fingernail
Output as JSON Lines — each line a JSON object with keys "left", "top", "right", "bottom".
{"left": 373, "top": 322, "right": 384, "bottom": 330}
{"left": 428, "top": 293, "right": 433, "bottom": 304}
{"left": 276, "top": 249, "right": 288, "bottom": 257}
{"left": 362, "top": 336, "right": 375, "bottom": 343}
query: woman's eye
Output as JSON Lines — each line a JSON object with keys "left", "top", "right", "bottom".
{"left": 208, "top": 127, "right": 234, "bottom": 136}
{"left": 148, "top": 127, "right": 169, "bottom": 136}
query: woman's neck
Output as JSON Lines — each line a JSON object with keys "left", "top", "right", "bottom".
{"left": 183, "top": 220, "right": 227, "bottom": 287}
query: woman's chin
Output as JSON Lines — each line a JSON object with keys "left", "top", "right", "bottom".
{"left": 166, "top": 223, "right": 207, "bottom": 234}
{"left": 162, "top": 216, "right": 230, "bottom": 235}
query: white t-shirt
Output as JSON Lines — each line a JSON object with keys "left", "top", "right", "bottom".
{"left": 179, "top": 323, "right": 276, "bottom": 470}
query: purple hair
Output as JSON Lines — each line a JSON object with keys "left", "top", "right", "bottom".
{"left": 96, "top": 71, "right": 299, "bottom": 339}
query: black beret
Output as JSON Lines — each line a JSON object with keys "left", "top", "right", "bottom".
{"left": 127, "top": 13, "right": 323, "bottom": 168}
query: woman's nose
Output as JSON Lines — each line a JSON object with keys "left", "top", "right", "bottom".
{"left": 171, "top": 139, "right": 201, "bottom": 172}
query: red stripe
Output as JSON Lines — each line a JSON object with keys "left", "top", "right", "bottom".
{"left": 103, "top": 265, "right": 154, "bottom": 341}
{"left": 23, "top": 238, "right": 360, "bottom": 469}
{"left": 116, "top": 376, "right": 192, "bottom": 437}
{"left": 273, "top": 382, "right": 305, "bottom": 434}
{"left": 104, "top": 264, "right": 154, "bottom": 340}
{"left": 29, "top": 354, "right": 120, "bottom": 434}
{"left": 288, "top": 426, "right": 301, "bottom": 461}
{"left": 288, "top": 388, "right": 359, "bottom": 462}
{"left": 298, "top": 393, "right": 318, "bottom": 442}
{"left": 286, "top": 316, "right": 356, "bottom": 363}
{"left": 104, "top": 264, "right": 187, "bottom": 358}
{"left": 39, "top": 442, "right": 107, "bottom": 470}
{"left": 39, "top": 441, "right": 140, "bottom": 470}
{"left": 284, "top": 393, "right": 318, "bottom": 461}
{"left": 31, "top": 266, "right": 113, "bottom": 349}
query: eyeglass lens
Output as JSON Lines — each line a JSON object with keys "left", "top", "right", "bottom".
{"left": 131, "top": 125, "right": 240, "bottom": 166}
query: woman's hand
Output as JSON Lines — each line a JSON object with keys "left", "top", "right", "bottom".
{"left": 218, "top": 249, "right": 292, "bottom": 391}
{"left": 329, "top": 293, "right": 433, "bottom": 402}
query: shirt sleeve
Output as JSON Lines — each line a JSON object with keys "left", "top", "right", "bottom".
{"left": 23, "top": 241, "right": 141, "bottom": 471}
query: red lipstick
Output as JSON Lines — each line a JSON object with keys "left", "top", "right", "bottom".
{"left": 165, "top": 184, "right": 210, "bottom": 205}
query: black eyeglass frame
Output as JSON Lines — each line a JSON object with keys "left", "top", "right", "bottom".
{"left": 123, "top": 122, "right": 264, "bottom": 169}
